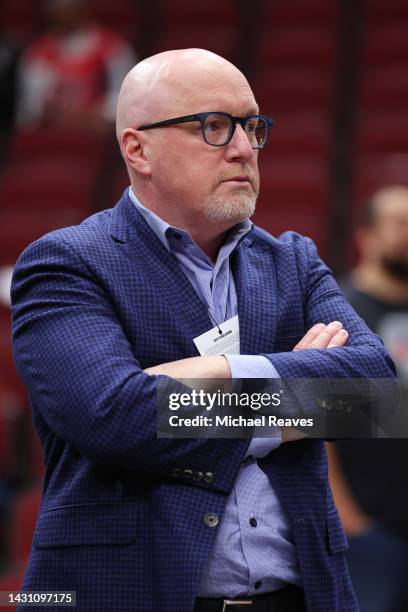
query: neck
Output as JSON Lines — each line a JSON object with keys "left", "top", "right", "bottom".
{"left": 352, "top": 264, "right": 408, "bottom": 304}
{"left": 190, "top": 231, "right": 228, "bottom": 263}
{"left": 132, "top": 186, "right": 232, "bottom": 263}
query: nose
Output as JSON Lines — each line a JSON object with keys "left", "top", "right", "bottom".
{"left": 224, "top": 122, "right": 255, "bottom": 162}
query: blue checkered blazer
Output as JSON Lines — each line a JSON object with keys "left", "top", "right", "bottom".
{"left": 11, "top": 191, "right": 395, "bottom": 611}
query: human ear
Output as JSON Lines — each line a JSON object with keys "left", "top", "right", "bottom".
{"left": 121, "top": 128, "right": 151, "bottom": 177}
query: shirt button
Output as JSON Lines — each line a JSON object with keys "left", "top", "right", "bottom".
{"left": 203, "top": 512, "right": 219, "bottom": 528}
{"left": 171, "top": 468, "right": 181, "bottom": 479}
{"left": 249, "top": 516, "right": 257, "bottom": 528}
{"left": 254, "top": 581, "right": 262, "bottom": 590}
{"left": 203, "top": 472, "right": 214, "bottom": 484}
{"left": 192, "top": 471, "right": 203, "bottom": 481}
{"left": 183, "top": 469, "right": 193, "bottom": 480}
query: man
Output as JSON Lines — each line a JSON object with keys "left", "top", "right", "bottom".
{"left": 11, "top": 49, "right": 395, "bottom": 612}
{"left": 328, "top": 185, "right": 408, "bottom": 612}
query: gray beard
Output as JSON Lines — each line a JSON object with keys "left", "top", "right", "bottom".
{"left": 203, "top": 192, "right": 257, "bottom": 225}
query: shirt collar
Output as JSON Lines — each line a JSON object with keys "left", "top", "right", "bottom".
{"left": 128, "top": 186, "right": 253, "bottom": 259}
{"left": 128, "top": 186, "right": 172, "bottom": 252}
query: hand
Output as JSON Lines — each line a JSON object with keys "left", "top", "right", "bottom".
{"left": 293, "top": 321, "right": 349, "bottom": 351}
{"left": 281, "top": 321, "right": 349, "bottom": 442}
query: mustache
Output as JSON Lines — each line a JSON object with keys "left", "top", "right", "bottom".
{"left": 215, "top": 170, "right": 259, "bottom": 188}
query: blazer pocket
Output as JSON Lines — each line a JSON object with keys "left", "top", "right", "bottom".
{"left": 34, "top": 503, "right": 139, "bottom": 548}
{"left": 326, "top": 511, "right": 349, "bottom": 554}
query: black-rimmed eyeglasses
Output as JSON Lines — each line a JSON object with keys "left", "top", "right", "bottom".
{"left": 137, "top": 112, "right": 275, "bottom": 149}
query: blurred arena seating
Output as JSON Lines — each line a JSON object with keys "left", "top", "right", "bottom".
{"left": 350, "top": 0, "right": 408, "bottom": 263}
{"left": 0, "top": 128, "right": 108, "bottom": 263}
{"left": 0, "top": 0, "right": 140, "bottom": 44}
{"left": 0, "top": 0, "right": 407, "bottom": 585}
{"left": 89, "top": 0, "right": 140, "bottom": 41}
{"left": 9, "top": 486, "right": 42, "bottom": 568}
{"left": 0, "top": 486, "right": 41, "bottom": 610}
{"left": 252, "top": 0, "right": 339, "bottom": 257}
{"left": 0, "top": 0, "right": 39, "bottom": 44}
{"left": 0, "top": 128, "right": 108, "bottom": 269}
{"left": 152, "top": 0, "right": 239, "bottom": 61}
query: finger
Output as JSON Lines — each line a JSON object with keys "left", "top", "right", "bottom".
{"left": 292, "top": 323, "right": 326, "bottom": 351}
{"left": 308, "top": 321, "right": 343, "bottom": 349}
{"left": 327, "top": 328, "right": 349, "bottom": 348}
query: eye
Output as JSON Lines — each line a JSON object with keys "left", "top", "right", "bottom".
{"left": 245, "top": 120, "right": 258, "bottom": 133}
{"left": 208, "top": 120, "right": 222, "bottom": 132}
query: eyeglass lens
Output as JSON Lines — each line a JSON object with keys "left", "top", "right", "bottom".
{"left": 203, "top": 114, "right": 268, "bottom": 148}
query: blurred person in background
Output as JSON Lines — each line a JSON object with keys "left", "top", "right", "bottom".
{"left": 16, "top": 0, "right": 137, "bottom": 131}
{"left": 328, "top": 184, "right": 408, "bottom": 612}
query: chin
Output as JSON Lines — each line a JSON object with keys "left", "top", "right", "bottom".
{"left": 203, "top": 194, "right": 257, "bottom": 225}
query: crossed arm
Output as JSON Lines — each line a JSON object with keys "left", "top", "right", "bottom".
{"left": 11, "top": 234, "right": 396, "bottom": 483}
{"left": 144, "top": 321, "right": 350, "bottom": 379}
{"left": 145, "top": 321, "right": 350, "bottom": 443}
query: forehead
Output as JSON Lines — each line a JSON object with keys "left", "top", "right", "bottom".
{"left": 192, "top": 84, "right": 258, "bottom": 114}
{"left": 375, "top": 191, "right": 408, "bottom": 223}
{"left": 160, "top": 63, "right": 258, "bottom": 116}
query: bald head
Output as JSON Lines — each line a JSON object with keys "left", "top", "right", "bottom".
{"left": 370, "top": 185, "right": 408, "bottom": 224}
{"left": 356, "top": 184, "right": 408, "bottom": 285}
{"left": 116, "top": 49, "right": 254, "bottom": 142}
{"left": 116, "top": 48, "right": 261, "bottom": 253}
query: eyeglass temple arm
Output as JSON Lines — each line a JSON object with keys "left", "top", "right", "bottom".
{"left": 138, "top": 114, "right": 200, "bottom": 130}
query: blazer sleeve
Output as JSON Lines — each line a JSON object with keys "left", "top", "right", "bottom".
{"left": 260, "top": 237, "right": 399, "bottom": 433}
{"left": 264, "top": 236, "right": 397, "bottom": 380}
{"left": 11, "top": 234, "right": 249, "bottom": 493}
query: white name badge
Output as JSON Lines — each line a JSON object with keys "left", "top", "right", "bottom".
{"left": 193, "top": 314, "right": 240, "bottom": 356}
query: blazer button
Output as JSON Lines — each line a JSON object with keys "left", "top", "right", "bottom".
{"left": 192, "top": 471, "right": 203, "bottom": 481}
{"left": 203, "top": 472, "right": 214, "bottom": 484}
{"left": 203, "top": 512, "right": 219, "bottom": 528}
{"left": 171, "top": 468, "right": 182, "bottom": 479}
{"left": 183, "top": 469, "right": 193, "bottom": 480}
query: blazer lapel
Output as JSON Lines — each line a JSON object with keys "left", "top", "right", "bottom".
{"left": 109, "top": 193, "right": 214, "bottom": 351}
{"left": 109, "top": 193, "right": 280, "bottom": 357}
{"left": 233, "top": 237, "right": 279, "bottom": 355}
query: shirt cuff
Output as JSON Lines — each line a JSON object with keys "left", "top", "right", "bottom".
{"left": 245, "top": 432, "right": 282, "bottom": 459}
{"left": 223, "top": 355, "right": 281, "bottom": 459}
{"left": 224, "top": 354, "right": 279, "bottom": 379}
